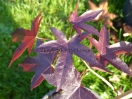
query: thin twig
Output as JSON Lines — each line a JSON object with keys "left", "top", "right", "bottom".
{"left": 82, "top": 60, "right": 116, "bottom": 91}
{"left": 36, "top": 36, "right": 50, "bottom": 40}
{"left": 80, "top": 69, "right": 89, "bottom": 81}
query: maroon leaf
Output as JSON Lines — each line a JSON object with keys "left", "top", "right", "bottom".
{"left": 88, "top": 26, "right": 132, "bottom": 76}
{"left": 20, "top": 39, "right": 57, "bottom": 90}
{"left": 9, "top": 12, "right": 42, "bottom": 66}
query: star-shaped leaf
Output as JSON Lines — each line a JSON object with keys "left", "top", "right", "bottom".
{"left": 9, "top": 12, "right": 42, "bottom": 66}
{"left": 20, "top": 39, "right": 57, "bottom": 90}
{"left": 43, "top": 64, "right": 100, "bottom": 99}
{"left": 88, "top": 26, "right": 132, "bottom": 76}
{"left": 36, "top": 27, "right": 101, "bottom": 67}
{"left": 35, "top": 27, "right": 103, "bottom": 91}
{"left": 69, "top": 2, "right": 102, "bottom": 36}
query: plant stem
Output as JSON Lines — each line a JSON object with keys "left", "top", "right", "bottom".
{"left": 82, "top": 60, "right": 116, "bottom": 92}
{"left": 80, "top": 69, "right": 89, "bottom": 81}
{"left": 36, "top": 36, "right": 50, "bottom": 40}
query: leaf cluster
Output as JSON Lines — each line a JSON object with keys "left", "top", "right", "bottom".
{"left": 9, "top": 2, "right": 132, "bottom": 99}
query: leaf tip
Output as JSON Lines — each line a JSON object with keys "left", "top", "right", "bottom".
{"left": 8, "top": 61, "right": 13, "bottom": 67}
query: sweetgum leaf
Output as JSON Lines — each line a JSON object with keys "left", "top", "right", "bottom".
{"left": 69, "top": 3, "right": 102, "bottom": 36}
{"left": 44, "top": 52, "right": 80, "bottom": 91}
{"left": 36, "top": 27, "right": 101, "bottom": 66}
{"left": 35, "top": 27, "right": 102, "bottom": 91}
{"left": 73, "top": 10, "right": 103, "bottom": 24}
{"left": 91, "top": 54, "right": 109, "bottom": 72}
{"left": 43, "top": 66, "right": 99, "bottom": 99}
{"left": 20, "top": 39, "right": 57, "bottom": 90}
{"left": 54, "top": 52, "right": 74, "bottom": 91}
{"left": 103, "top": 53, "right": 132, "bottom": 76}
{"left": 11, "top": 28, "right": 25, "bottom": 42}
{"left": 88, "top": 26, "right": 132, "bottom": 76}
{"left": 57, "top": 87, "right": 99, "bottom": 99}
{"left": 88, "top": 26, "right": 109, "bottom": 54}
{"left": 107, "top": 41, "right": 132, "bottom": 55}
{"left": 75, "top": 23, "right": 101, "bottom": 37}
{"left": 50, "top": 27, "right": 67, "bottom": 43}
{"left": 9, "top": 12, "right": 42, "bottom": 66}
{"left": 69, "top": 1, "right": 78, "bottom": 22}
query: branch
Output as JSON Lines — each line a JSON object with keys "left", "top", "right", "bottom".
{"left": 36, "top": 36, "right": 50, "bottom": 40}
{"left": 82, "top": 60, "right": 117, "bottom": 92}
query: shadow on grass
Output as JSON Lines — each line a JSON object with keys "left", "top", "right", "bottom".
{"left": 0, "top": 0, "right": 20, "bottom": 34}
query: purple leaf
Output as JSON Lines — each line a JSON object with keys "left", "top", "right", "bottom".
{"left": 103, "top": 53, "right": 132, "bottom": 76}
{"left": 98, "top": 26, "right": 109, "bottom": 54}
{"left": 74, "top": 10, "right": 103, "bottom": 24}
{"left": 20, "top": 39, "right": 57, "bottom": 90}
{"left": 54, "top": 52, "right": 80, "bottom": 91}
{"left": 50, "top": 27, "right": 67, "bottom": 43}
{"left": 43, "top": 73, "right": 57, "bottom": 87}
{"left": 43, "top": 52, "right": 80, "bottom": 91}
{"left": 69, "top": 2, "right": 102, "bottom": 36}
{"left": 75, "top": 23, "right": 101, "bottom": 37}
{"left": 88, "top": 26, "right": 109, "bottom": 54}
{"left": 65, "top": 87, "right": 99, "bottom": 99}
{"left": 34, "top": 40, "right": 63, "bottom": 54}
{"left": 88, "top": 26, "right": 132, "bottom": 76}
{"left": 73, "top": 44, "right": 101, "bottom": 66}
{"left": 89, "top": 54, "right": 110, "bottom": 72}
{"left": 43, "top": 63, "right": 100, "bottom": 99}
{"left": 107, "top": 41, "right": 132, "bottom": 55}
{"left": 36, "top": 28, "right": 101, "bottom": 67}
{"left": 69, "top": 1, "right": 79, "bottom": 23}
{"left": 36, "top": 28, "right": 101, "bottom": 91}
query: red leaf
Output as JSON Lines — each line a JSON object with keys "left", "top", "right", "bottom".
{"left": 9, "top": 12, "right": 42, "bottom": 66}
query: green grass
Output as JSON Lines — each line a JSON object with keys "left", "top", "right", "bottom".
{"left": 0, "top": 0, "right": 132, "bottom": 99}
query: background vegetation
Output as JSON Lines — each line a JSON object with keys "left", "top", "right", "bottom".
{"left": 0, "top": 0, "right": 132, "bottom": 99}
